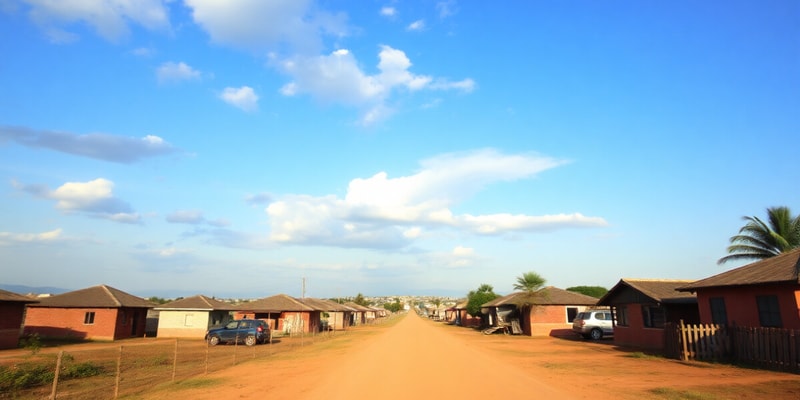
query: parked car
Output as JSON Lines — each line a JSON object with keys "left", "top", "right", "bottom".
{"left": 205, "top": 319, "right": 270, "bottom": 346}
{"left": 572, "top": 310, "right": 614, "bottom": 340}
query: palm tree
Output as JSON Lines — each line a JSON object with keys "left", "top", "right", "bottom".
{"left": 513, "top": 271, "right": 546, "bottom": 293}
{"left": 718, "top": 206, "right": 800, "bottom": 265}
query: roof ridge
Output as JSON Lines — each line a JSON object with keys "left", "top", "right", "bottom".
{"left": 100, "top": 284, "right": 122, "bottom": 307}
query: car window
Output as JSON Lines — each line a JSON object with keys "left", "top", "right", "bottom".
{"left": 225, "top": 321, "right": 238, "bottom": 329}
{"left": 240, "top": 321, "right": 252, "bottom": 329}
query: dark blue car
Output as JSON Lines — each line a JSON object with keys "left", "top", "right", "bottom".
{"left": 205, "top": 319, "right": 271, "bottom": 346}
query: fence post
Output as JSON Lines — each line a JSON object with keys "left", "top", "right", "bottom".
{"left": 49, "top": 350, "right": 63, "bottom": 400}
{"left": 172, "top": 338, "right": 178, "bottom": 382}
{"left": 114, "top": 346, "right": 122, "bottom": 399}
{"left": 679, "top": 320, "right": 688, "bottom": 361}
{"left": 205, "top": 339, "right": 209, "bottom": 375}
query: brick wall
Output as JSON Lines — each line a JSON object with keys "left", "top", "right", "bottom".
{"left": 0, "top": 303, "right": 26, "bottom": 349}
{"left": 23, "top": 307, "right": 119, "bottom": 341}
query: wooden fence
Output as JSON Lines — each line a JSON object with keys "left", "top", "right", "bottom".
{"left": 665, "top": 321, "right": 800, "bottom": 373}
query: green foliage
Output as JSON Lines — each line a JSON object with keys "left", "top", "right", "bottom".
{"left": 719, "top": 206, "right": 800, "bottom": 265}
{"left": 466, "top": 284, "right": 498, "bottom": 317}
{"left": 513, "top": 271, "right": 546, "bottom": 293}
{"left": 19, "top": 333, "right": 42, "bottom": 354}
{"left": 353, "top": 293, "right": 370, "bottom": 307}
{"left": 566, "top": 286, "right": 608, "bottom": 298}
{"left": 0, "top": 355, "right": 105, "bottom": 392}
{"left": 382, "top": 297, "right": 403, "bottom": 312}
{"left": 649, "top": 387, "right": 716, "bottom": 400}
{"left": 147, "top": 296, "right": 171, "bottom": 304}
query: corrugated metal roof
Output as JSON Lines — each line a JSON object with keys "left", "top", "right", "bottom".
{"left": 678, "top": 248, "right": 800, "bottom": 291}
{"left": 29, "top": 285, "right": 155, "bottom": 308}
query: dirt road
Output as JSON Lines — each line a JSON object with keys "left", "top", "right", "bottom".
{"left": 142, "top": 312, "right": 800, "bottom": 400}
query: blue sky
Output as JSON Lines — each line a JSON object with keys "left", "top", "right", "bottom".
{"left": 1, "top": 1, "right": 798, "bottom": 299}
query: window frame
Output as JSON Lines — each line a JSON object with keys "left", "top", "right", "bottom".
{"left": 756, "top": 295, "right": 782, "bottom": 328}
{"left": 614, "top": 305, "right": 629, "bottom": 327}
{"left": 709, "top": 297, "right": 728, "bottom": 326}
{"left": 84, "top": 311, "right": 96, "bottom": 325}
{"left": 641, "top": 305, "right": 666, "bottom": 329}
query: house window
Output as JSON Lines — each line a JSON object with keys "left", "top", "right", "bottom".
{"left": 615, "top": 305, "right": 629, "bottom": 326}
{"left": 84, "top": 311, "right": 96, "bottom": 325}
{"left": 642, "top": 305, "right": 665, "bottom": 328}
{"left": 709, "top": 297, "right": 728, "bottom": 325}
{"left": 184, "top": 314, "right": 194, "bottom": 327}
{"left": 566, "top": 307, "right": 578, "bottom": 323}
{"left": 756, "top": 295, "right": 782, "bottom": 328}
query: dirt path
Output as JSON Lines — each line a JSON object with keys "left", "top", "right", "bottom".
{"left": 139, "top": 312, "right": 800, "bottom": 400}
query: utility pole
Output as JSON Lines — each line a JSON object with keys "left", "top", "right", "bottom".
{"left": 301, "top": 277, "right": 306, "bottom": 298}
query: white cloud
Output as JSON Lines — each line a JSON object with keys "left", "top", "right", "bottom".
{"left": 21, "top": 0, "right": 170, "bottom": 43}
{"left": 264, "top": 149, "right": 607, "bottom": 249}
{"left": 277, "top": 45, "right": 471, "bottom": 125}
{"left": 380, "top": 7, "right": 396, "bottom": 17}
{"left": 452, "top": 246, "right": 474, "bottom": 257}
{"left": 0, "top": 229, "right": 63, "bottom": 245}
{"left": 220, "top": 86, "right": 259, "bottom": 112}
{"left": 14, "top": 178, "right": 141, "bottom": 224}
{"left": 436, "top": 1, "right": 457, "bottom": 18}
{"left": 156, "top": 62, "right": 201, "bottom": 83}
{"left": 407, "top": 20, "right": 425, "bottom": 31}
{"left": 184, "top": 0, "right": 347, "bottom": 54}
{"left": 0, "top": 125, "right": 178, "bottom": 163}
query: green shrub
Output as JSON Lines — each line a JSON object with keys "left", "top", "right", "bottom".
{"left": 0, "top": 363, "right": 55, "bottom": 391}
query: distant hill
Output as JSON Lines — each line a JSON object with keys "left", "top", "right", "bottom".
{"left": 0, "top": 284, "right": 70, "bottom": 296}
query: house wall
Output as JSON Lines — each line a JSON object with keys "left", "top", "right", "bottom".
{"left": 157, "top": 310, "right": 215, "bottom": 338}
{"left": 112, "top": 307, "right": 150, "bottom": 339}
{"left": 0, "top": 302, "right": 27, "bottom": 349}
{"left": 523, "top": 305, "right": 591, "bottom": 336}
{"left": 456, "top": 309, "right": 481, "bottom": 327}
{"left": 24, "top": 308, "right": 119, "bottom": 341}
{"left": 695, "top": 284, "right": 800, "bottom": 329}
{"left": 612, "top": 305, "right": 664, "bottom": 350}
{"left": 238, "top": 311, "right": 321, "bottom": 334}
{"left": 326, "top": 312, "right": 351, "bottom": 330}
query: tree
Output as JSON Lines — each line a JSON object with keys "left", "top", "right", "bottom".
{"left": 513, "top": 271, "right": 546, "bottom": 293}
{"left": 566, "top": 286, "right": 608, "bottom": 299}
{"left": 718, "top": 206, "right": 800, "bottom": 265}
{"left": 466, "top": 284, "right": 498, "bottom": 318}
{"left": 353, "top": 293, "right": 370, "bottom": 307}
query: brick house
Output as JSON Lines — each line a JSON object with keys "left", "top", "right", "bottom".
{"left": 155, "top": 295, "right": 236, "bottom": 339}
{"left": 343, "top": 302, "right": 369, "bottom": 326}
{"left": 24, "top": 285, "right": 155, "bottom": 341}
{"left": 452, "top": 300, "right": 480, "bottom": 327}
{"left": 481, "top": 287, "right": 599, "bottom": 336}
{"left": 235, "top": 294, "right": 322, "bottom": 334}
{"left": 0, "top": 289, "right": 38, "bottom": 349}
{"left": 299, "top": 298, "right": 355, "bottom": 331}
{"left": 677, "top": 249, "right": 800, "bottom": 329}
{"left": 597, "top": 279, "right": 699, "bottom": 350}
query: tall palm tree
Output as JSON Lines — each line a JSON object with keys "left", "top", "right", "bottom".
{"left": 513, "top": 271, "right": 546, "bottom": 293}
{"left": 718, "top": 206, "right": 800, "bottom": 265}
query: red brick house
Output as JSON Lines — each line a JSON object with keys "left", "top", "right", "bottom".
{"left": 481, "top": 287, "right": 599, "bottom": 336}
{"left": 24, "top": 285, "right": 155, "bottom": 341}
{"left": 298, "top": 298, "right": 354, "bottom": 331}
{"left": 677, "top": 249, "right": 800, "bottom": 329}
{"left": 0, "top": 289, "right": 38, "bottom": 349}
{"left": 235, "top": 294, "right": 322, "bottom": 334}
{"left": 452, "top": 300, "right": 480, "bottom": 328}
{"left": 597, "top": 279, "right": 699, "bottom": 351}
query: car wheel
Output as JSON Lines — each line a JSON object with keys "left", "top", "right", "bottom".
{"left": 589, "top": 328, "right": 603, "bottom": 340}
{"left": 245, "top": 335, "right": 257, "bottom": 346}
{"left": 208, "top": 336, "right": 220, "bottom": 346}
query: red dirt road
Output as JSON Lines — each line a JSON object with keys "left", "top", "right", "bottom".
{"left": 142, "top": 312, "right": 800, "bottom": 400}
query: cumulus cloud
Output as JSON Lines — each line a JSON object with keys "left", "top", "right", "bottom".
{"left": 0, "top": 229, "right": 63, "bottom": 245}
{"left": 220, "top": 86, "right": 259, "bottom": 112}
{"left": 277, "top": 45, "right": 473, "bottom": 125}
{"left": 13, "top": 178, "right": 140, "bottom": 223}
{"left": 19, "top": 0, "right": 170, "bottom": 43}
{"left": 156, "top": 61, "right": 201, "bottom": 83}
{"left": 264, "top": 149, "right": 608, "bottom": 249}
{"left": 184, "top": 0, "right": 347, "bottom": 54}
{"left": 0, "top": 125, "right": 177, "bottom": 163}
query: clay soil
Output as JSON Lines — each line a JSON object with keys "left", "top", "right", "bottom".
{"left": 132, "top": 312, "right": 800, "bottom": 400}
